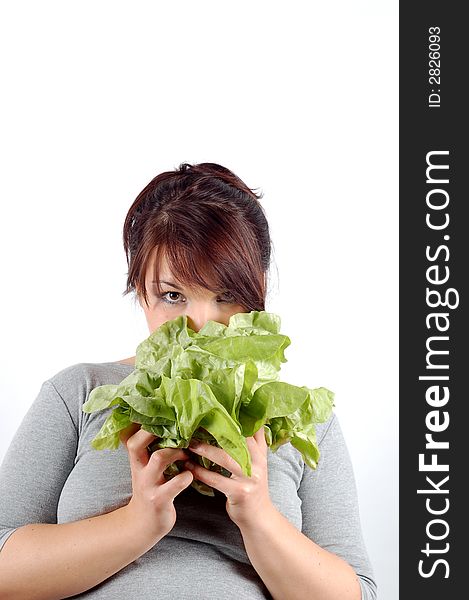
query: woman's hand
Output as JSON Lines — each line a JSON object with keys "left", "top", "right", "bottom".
{"left": 184, "top": 427, "right": 274, "bottom": 529}
{"left": 119, "top": 424, "right": 194, "bottom": 546}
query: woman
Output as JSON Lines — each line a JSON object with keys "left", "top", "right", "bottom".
{"left": 0, "top": 163, "right": 377, "bottom": 599}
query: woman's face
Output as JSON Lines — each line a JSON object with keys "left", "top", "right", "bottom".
{"left": 138, "top": 254, "right": 247, "bottom": 333}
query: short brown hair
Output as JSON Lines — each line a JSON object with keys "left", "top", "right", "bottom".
{"left": 122, "top": 162, "right": 272, "bottom": 312}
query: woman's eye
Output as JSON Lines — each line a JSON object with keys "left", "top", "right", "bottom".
{"left": 160, "top": 290, "right": 234, "bottom": 305}
{"left": 161, "top": 291, "right": 184, "bottom": 304}
{"left": 218, "top": 292, "right": 235, "bottom": 303}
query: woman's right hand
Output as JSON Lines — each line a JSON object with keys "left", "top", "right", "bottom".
{"left": 119, "top": 424, "right": 193, "bottom": 546}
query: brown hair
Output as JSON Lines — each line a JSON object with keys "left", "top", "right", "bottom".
{"left": 122, "top": 162, "right": 272, "bottom": 312}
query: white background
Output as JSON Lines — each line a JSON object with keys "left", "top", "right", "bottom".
{"left": 0, "top": 1, "right": 398, "bottom": 597}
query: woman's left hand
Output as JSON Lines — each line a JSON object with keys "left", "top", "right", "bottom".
{"left": 184, "top": 427, "right": 274, "bottom": 529}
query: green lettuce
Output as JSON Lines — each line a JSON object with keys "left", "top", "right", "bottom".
{"left": 82, "top": 311, "right": 334, "bottom": 496}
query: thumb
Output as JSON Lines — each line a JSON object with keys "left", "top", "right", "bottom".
{"left": 163, "top": 469, "right": 194, "bottom": 500}
{"left": 119, "top": 422, "right": 141, "bottom": 446}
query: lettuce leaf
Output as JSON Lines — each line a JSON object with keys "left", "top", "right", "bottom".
{"left": 82, "top": 310, "right": 334, "bottom": 495}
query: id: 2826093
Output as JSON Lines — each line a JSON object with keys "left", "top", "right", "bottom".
{"left": 428, "top": 26, "right": 441, "bottom": 108}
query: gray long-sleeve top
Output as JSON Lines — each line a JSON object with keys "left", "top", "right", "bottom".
{"left": 0, "top": 362, "right": 377, "bottom": 599}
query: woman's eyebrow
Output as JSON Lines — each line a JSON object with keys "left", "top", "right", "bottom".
{"left": 152, "top": 279, "right": 184, "bottom": 290}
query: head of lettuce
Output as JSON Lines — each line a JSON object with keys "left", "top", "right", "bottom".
{"left": 82, "top": 310, "right": 334, "bottom": 496}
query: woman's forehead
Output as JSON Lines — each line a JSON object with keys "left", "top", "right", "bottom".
{"left": 145, "top": 248, "right": 170, "bottom": 276}
{"left": 146, "top": 251, "right": 217, "bottom": 292}
{"left": 148, "top": 253, "right": 170, "bottom": 278}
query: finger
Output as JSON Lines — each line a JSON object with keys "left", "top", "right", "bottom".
{"left": 246, "top": 436, "right": 259, "bottom": 458}
{"left": 254, "top": 426, "right": 268, "bottom": 452}
{"left": 188, "top": 440, "right": 244, "bottom": 477}
{"left": 124, "top": 428, "right": 158, "bottom": 470}
{"left": 161, "top": 469, "right": 194, "bottom": 500}
{"left": 184, "top": 460, "right": 237, "bottom": 497}
{"left": 119, "top": 422, "right": 141, "bottom": 445}
{"left": 147, "top": 447, "right": 190, "bottom": 481}
{"left": 246, "top": 431, "right": 267, "bottom": 462}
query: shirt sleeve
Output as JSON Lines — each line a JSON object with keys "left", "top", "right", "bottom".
{"left": 0, "top": 380, "right": 78, "bottom": 552}
{"left": 298, "top": 412, "right": 378, "bottom": 600}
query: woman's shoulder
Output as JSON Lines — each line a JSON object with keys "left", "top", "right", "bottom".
{"left": 313, "top": 411, "right": 338, "bottom": 446}
{"left": 46, "top": 361, "right": 135, "bottom": 401}
{"left": 115, "top": 356, "right": 136, "bottom": 366}
{"left": 23, "top": 362, "right": 136, "bottom": 434}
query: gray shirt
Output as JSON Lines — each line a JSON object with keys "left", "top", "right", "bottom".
{"left": 0, "top": 362, "right": 377, "bottom": 599}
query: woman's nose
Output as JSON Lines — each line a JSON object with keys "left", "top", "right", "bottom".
{"left": 186, "top": 305, "right": 224, "bottom": 333}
